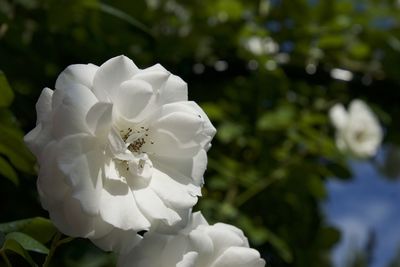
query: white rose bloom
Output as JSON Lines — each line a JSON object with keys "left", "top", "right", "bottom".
{"left": 118, "top": 212, "right": 265, "bottom": 267}
{"left": 24, "top": 55, "right": 216, "bottom": 253}
{"left": 329, "top": 99, "right": 383, "bottom": 158}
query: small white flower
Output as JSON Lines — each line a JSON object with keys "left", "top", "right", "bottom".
{"left": 24, "top": 55, "right": 216, "bottom": 252}
{"left": 118, "top": 212, "right": 265, "bottom": 267}
{"left": 329, "top": 99, "right": 383, "bottom": 158}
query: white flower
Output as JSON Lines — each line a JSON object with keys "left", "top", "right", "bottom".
{"left": 24, "top": 55, "right": 216, "bottom": 253}
{"left": 329, "top": 99, "right": 383, "bottom": 158}
{"left": 118, "top": 212, "right": 265, "bottom": 267}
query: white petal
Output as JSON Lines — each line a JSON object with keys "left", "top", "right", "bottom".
{"left": 149, "top": 168, "right": 198, "bottom": 209}
{"left": 187, "top": 101, "right": 217, "bottom": 148}
{"left": 62, "top": 196, "right": 95, "bottom": 237}
{"left": 152, "top": 149, "right": 207, "bottom": 186}
{"left": 209, "top": 223, "right": 249, "bottom": 249}
{"left": 114, "top": 79, "right": 154, "bottom": 119}
{"left": 100, "top": 177, "right": 151, "bottom": 231}
{"left": 329, "top": 104, "right": 348, "bottom": 130}
{"left": 55, "top": 64, "right": 99, "bottom": 92}
{"left": 24, "top": 88, "right": 55, "bottom": 157}
{"left": 159, "top": 74, "right": 188, "bottom": 104}
{"left": 117, "top": 233, "right": 168, "bottom": 267}
{"left": 143, "top": 129, "right": 200, "bottom": 158}
{"left": 37, "top": 141, "right": 69, "bottom": 204}
{"left": 47, "top": 201, "right": 77, "bottom": 237}
{"left": 35, "top": 87, "right": 54, "bottom": 123}
{"left": 210, "top": 247, "right": 265, "bottom": 267}
{"left": 146, "top": 101, "right": 216, "bottom": 153}
{"left": 91, "top": 228, "right": 142, "bottom": 253}
{"left": 190, "top": 211, "right": 209, "bottom": 229}
{"left": 134, "top": 67, "right": 170, "bottom": 91}
{"left": 24, "top": 123, "right": 52, "bottom": 158}
{"left": 142, "top": 63, "right": 188, "bottom": 103}
{"left": 57, "top": 134, "right": 104, "bottom": 215}
{"left": 107, "top": 128, "right": 129, "bottom": 158}
{"left": 176, "top": 252, "right": 199, "bottom": 267}
{"left": 133, "top": 187, "right": 181, "bottom": 227}
{"left": 93, "top": 55, "right": 139, "bottom": 101}
{"left": 187, "top": 229, "right": 214, "bottom": 266}
{"left": 52, "top": 84, "right": 97, "bottom": 137}
{"left": 85, "top": 102, "right": 113, "bottom": 138}
{"left": 160, "top": 235, "right": 190, "bottom": 267}
{"left": 153, "top": 110, "right": 203, "bottom": 143}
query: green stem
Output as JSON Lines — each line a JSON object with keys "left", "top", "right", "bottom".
{"left": 42, "top": 232, "right": 61, "bottom": 267}
{"left": 1, "top": 250, "right": 12, "bottom": 267}
{"left": 56, "top": 237, "right": 75, "bottom": 246}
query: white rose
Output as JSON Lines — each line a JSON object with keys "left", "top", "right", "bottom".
{"left": 24, "top": 55, "right": 216, "bottom": 253}
{"left": 118, "top": 212, "right": 266, "bottom": 267}
{"left": 329, "top": 99, "right": 383, "bottom": 158}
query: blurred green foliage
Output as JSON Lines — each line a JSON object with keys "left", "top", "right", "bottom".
{"left": 1, "top": 0, "right": 400, "bottom": 266}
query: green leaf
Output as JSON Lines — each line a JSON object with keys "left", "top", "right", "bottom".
{"left": 6, "top": 232, "right": 49, "bottom": 254}
{"left": 0, "top": 71, "right": 14, "bottom": 108}
{"left": 1, "top": 238, "right": 37, "bottom": 266}
{"left": 19, "top": 218, "right": 57, "bottom": 244}
{"left": 0, "top": 217, "right": 56, "bottom": 244}
{"left": 0, "top": 109, "right": 17, "bottom": 126}
{"left": 0, "top": 125, "right": 35, "bottom": 174}
{"left": 0, "top": 156, "right": 18, "bottom": 185}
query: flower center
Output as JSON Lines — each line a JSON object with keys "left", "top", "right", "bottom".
{"left": 120, "top": 126, "right": 152, "bottom": 153}
{"left": 115, "top": 126, "right": 154, "bottom": 181}
{"left": 128, "top": 138, "right": 145, "bottom": 153}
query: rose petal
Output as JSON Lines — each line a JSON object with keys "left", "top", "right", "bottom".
{"left": 91, "top": 228, "right": 142, "bottom": 254}
{"left": 93, "top": 55, "right": 139, "bottom": 101}
{"left": 35, "top": 87, "right": 54, "bottom": 123}
{"left": 85, "top": 102, "right": 113, "bottom": 138}
{"left": 55, "top": 64, "right": 99, "bottom": 92}
{"left": 159, "top": 74, "right": 188, "bottom": 104}
{"left": 117, "top": 234, "right": 168, "bottom": 267}
{"left": 149, "top": 168, "right": 198, "bottom": 210}
{"left": 151, "top": 149, "right": 207, "bottom": 186}
{"left": 114, "top": 79, "right": 154, "bottom": 120}
{"left": 37, "top": 142, "right": 69, "bottom": 204}
{"left": 134, "top": 66, "right": 170, "bottom": 92}
{"left": 210, "top": 247, "right": 265, "bottom": 267}
{"left": 176, "top": 251, "right": 199, "bottom": 267}
{"left": 57, "top": 134, "right": 104, "bottom": 215}
{"left": 209, "top": 223, "right": 249, "bottom": 249}
{"left": 134, "top": 187, "right": 181, "bottom": 227}
{"left": 52, "top": 84, "right": 97, "bottom": 137}
{"left": 187, "top": 229, "right": 214, "bottom": 266}
{"left": 100, "top": 177, "right": 151, "bottom": 231}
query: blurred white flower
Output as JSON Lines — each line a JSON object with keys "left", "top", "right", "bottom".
{"left": 24, "top": 55, "right": 216, "bottom": 253}
{"left": 244, "top": 36, "right": 279, "bottom": 56}
{"left": 118, "top": 212, "right": 265, "bottom": 267}
{"left": 329, "top": 99, "right": 383, "bottom": 158}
